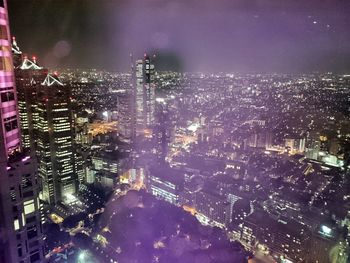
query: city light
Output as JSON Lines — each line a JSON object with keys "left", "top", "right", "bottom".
{"left": 66, "top": 193, "right": 77, "bottom": 202}
{"left": 78, "top": 250, "right": 88, "bottom": 262}
{"left": 1, "top": 0, "right": 349, "bottom": 263}
{"left": 321, "top": 225, "right": 332, "bottom": 236}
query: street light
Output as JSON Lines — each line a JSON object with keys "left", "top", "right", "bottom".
{"left": 78, "top": 250, "right": 86, "bottom": 261}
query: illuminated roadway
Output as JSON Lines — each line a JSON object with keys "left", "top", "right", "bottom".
{"left": 88, "top": 121, "right": 118, "bottom": 137}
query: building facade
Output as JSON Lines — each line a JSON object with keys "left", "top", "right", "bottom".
{"left": 14, "top": 50, "right": 48, "bottom": 150}
{"left": 117, "top": 89, "right": 133, "bottom": 142}
{"left": 134, "top": 54, "right": 155, "bottom": 136}
{"left": 36, "top": 73, "right": 77, "bottom": 204}
{"left": 146, "top": 167, "right": 184, "bottom": 205}
{"left": 0, "top": 1, "right": 44, "bottom": 262}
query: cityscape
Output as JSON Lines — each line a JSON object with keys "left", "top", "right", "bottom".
{"left": 1, "top": 1, "right": 350, "bottom": 263}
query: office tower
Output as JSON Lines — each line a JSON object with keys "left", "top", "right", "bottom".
{"left": 146, "top": 166, "right": 184, "bottom": 205}
{"left": 134, "top": 54, "right": 155, "bottom": 136}
{"left": 12, "top": 40, "right": 75, "bottom": 205}
{"left": 0, "top": 1, "right": 45, "bottom": 262}
{"left": 74, "top": 153, "right": 84, "bottom": 184}
{"left": 305, "top": 132, "right": 321, "bottom": 160}
{"left": 117, "top": 89, "right": 133, "bottom": 142}
{"left": 284, "top": 137, "right": 306, "bottom": 153}
{"left": 14, "top": 45, "right": 48, "bottom": 150}
{"left": 36, "top": 73, "right": 77, "bottom": 204}
{"left": 89, "top": 149, "right": 121, "bottom": 189}
{"left": 195, "top": 189, "right": 231, "bottom": 228}
{"left": 154, "top": 102, "right": 170, "bottom": 163}
{"left": 142, "top": 55, "right": 155, "bottom": 127}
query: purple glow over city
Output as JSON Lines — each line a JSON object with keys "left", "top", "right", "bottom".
{"left": 0, "top": 1, "right": 349, "bottom": 263}
{"left": 8, "top": 0, "right": 350, "bottom": 72}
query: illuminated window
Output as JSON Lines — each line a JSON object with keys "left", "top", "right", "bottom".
{"left": 24, "top": 199, "right": 35, "bottom": 215}
{"left": 14, "top": 219, "right": 20, "bottom": 230}
{"left": 22, "top": 213, "right": 26, "bottom": 227}
{"left": 10, "top": 187, "right": 16, "bottom": 201}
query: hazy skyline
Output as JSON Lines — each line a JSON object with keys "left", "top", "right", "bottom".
{"left": 9, "top": 0, "right": 350, "bottom": 72}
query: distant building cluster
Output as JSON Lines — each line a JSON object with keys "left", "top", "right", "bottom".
{"left": 58, "top": 67, "right": 350, "bottom": 262}
{"left": 0, "top": 0, "right": 350, "bottom": 262}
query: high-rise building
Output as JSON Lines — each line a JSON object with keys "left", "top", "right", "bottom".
{"left": 117, "top": 89, "right": 133, "bottom": 142}
{"left": 153, "top": 101, "right": 170, "bottom": 162}
{"left": 14, "top": 45, "right": 48, "bottom": 150}
{"left": 0, "top": 1, "right": 45, "bottom": 262}
{"left": 134, "top": 54, "right": 155, "bottom": 136}
{"left": 36, "top": 73, "right": 77, "bottom": 205}
{"left": 195, "top": 189, "right": 231, "bottom": 228}
{"left": 12, "top": 39, "right": 76, "bottom": 205}
{"left": 285, "top": 137, "right": 306, "bottom": 153}
{"left": 146, "top": 166, "right": 184, "bottom": 205}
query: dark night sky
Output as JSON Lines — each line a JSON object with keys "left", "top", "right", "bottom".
{"left": 8, "top": 0, "right": 350, "bottom": 73}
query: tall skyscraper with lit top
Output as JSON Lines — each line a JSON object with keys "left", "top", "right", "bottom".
{"left": 13, "top": 40, "right": 48, "bottom": 151}
{"left": 36, "top": 73, "right": 77, "bottom": 205}
{"left": 11, "top": 38, "right": 76, "bottom": 205}
{"left": 134, "top": 54, "right": 156, "bottom": 136}
{"left": 0, "top": 1, "right": 44, "bottom": 262}
{"left": 11, "top": 33, "right": 76, "bottom": 206}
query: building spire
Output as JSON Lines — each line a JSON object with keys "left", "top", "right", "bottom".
{"left": 41, "top": 72, "right": 64, "bottom": 86}
{"left": 20, "top": 56, "right": 43, "bottom": 70}
{"left": 11, "top": 36, "right": 22, "bottom": 55}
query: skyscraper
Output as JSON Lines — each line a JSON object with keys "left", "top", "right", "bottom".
{"left": 117, "top": 89, "right": 133, "bottom": 142}
{"left": 154, "top": 101, "right": 170, "bottom": 163}
{"left": 12, "top": 39, "right": 77, "bottom": 205}
{"left": 134, "top": 54, "right": 156, "bottom": 136}
{"left": 11, "top": 36, "right": 78, "bottom": 209}
{"left": 0, "top": 1, "right": 44, "bottom": 262}
{"left": 14, "top": 45, "right": 48, "bottom": 150}
{"left": 36, "top": 73, "right": 77, "bottom": 205}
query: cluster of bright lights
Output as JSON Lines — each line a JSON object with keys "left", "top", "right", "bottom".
{"left": 321, "top": 225, "right": 332, "bottom": 235}
{"left": 78, "top": 250, "right": 87, "bottom": 262}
